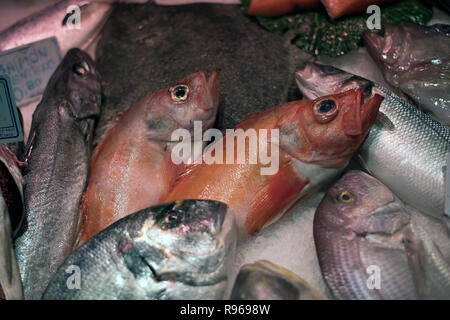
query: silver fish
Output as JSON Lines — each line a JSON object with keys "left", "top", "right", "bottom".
{"left": 42, "top": 200, "right": 237, "bottom": 300}
{"left": 296, "top": 62, "right": 450, "bottom": 226}
{"left": 0, "top": 146, "right": 24, "bottom": 300}
{"left": 314, "top": 171, "right": 450, "bottom": 300}
{"left": 363, "top": 23, "right": 450, "bottom": 126}
{"left": 14, "top": 48, "right": 102, "bottom": 300}
{"left": 230, "top": 260, "right": 326, "bottom": 300}
{"left": 0, "top": 0, "right": 114, "bottom": 55}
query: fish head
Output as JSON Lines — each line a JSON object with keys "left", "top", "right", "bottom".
{"left": 316, "top": 171, "right": 410, "bottom": 235}
{"left": 45, "top": 48, "right": 102, "bottom": 120}
{"left": 278, "top": 89, "right": 383, "bottom": 167}
{"left": 149, "top": 69, "right": 220, "bottom": 135}
{"left": 122, "top": 199, "right": 236, "bottom": 298}
{"left": 295, "top": 62, "right": 375, "bottom": 100}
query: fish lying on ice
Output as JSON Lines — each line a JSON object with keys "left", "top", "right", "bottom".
{"left": 230, "top": 260, "right": 326, "bottom": 300}
{"left": 42, "top": 200, "right": 237, "bottom": 300}
{"left": 14, "top": 48, "right": 102, "bottom": 300}
{"left": 80, "top": 70, "right": 220, "bottom": 245}
{"left": 363, "top": 23, "right": 450, "bottom": 126}
{"left": 0, "top": 146, "right": 25, "bottom": 300}
{"left": 165, "top": 89, "right": 383, "bottom": 238}
{"left": 296, "top": 62, "right": 450, "bottom": 225}
{"left": 314, "top": 171, "right": 450, "bottom": 299}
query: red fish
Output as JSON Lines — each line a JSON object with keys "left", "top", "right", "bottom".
{"left": 165, "top": 89, "right": 383, "bottom": 238}
{"left": 248, "top": 0, "right": 321, "bottom": 17}
{"left": 80, "top": 70, "right": 220, "bottom": 244}
{"left": 321, "top": 0, "right": 400, "bottom": 19}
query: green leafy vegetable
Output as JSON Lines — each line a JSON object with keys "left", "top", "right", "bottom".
{"left": 243, "top": 0, "right": 432, "bottom": 57}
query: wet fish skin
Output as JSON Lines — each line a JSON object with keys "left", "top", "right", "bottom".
{"left": 230, "top": 260, "right": 326, "bottom": 300}
{"left": 80, "top": 69, "right": 220, "bottom": 245}
{"left": 42, "top": 200, "right": 237, "bottom": 300}
{"left": 363, "top": 23, "right": 450, "bottom": 126}
{"left": 14, "top": 48, "right": 102, "bottom": 300}
{"left": 296, "top": 62, "right": 450, "bottom": 224}
{"left": 0, "top": 146, "right": 24, "bottom": 300}
{"left": 0, "top": 0, "right": 114, "bottom": 55}
{"left": 165, "top": 89, "right": 383, "bottom": 238}
{"left": 313, "top": 171, "right": 450, "bottom": 300}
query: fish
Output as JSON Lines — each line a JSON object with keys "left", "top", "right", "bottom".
{"left": 314, "top": 171, "right": 450, "bottom": 299}
{"left": 154, "top": 0, "right": 240, "bottom": 5}
{"left": 246, "top": 0, "right": 321, "bottom": 17}
{"left": 42, "top": 199, "right": 237, "bottom": 300}
{"left": 295, "top": 61, "right": 450, "bottom": 224}
{"left": 0, "top": 0, "right": 114, "bottom": 56}
{"left": 164, "top": 89, "right": 383, "bottom": 238}
{"left": 0, "top": 146, "right": 25, "bottom": 300}
{"left": 230, "top": 260, "right": 326, "bottom": 300}
{"left": 321, "top": 0, "right": 400, "bottom": 19}
{"left": 14, "top": 48, "right": 102, "bottom": 300}
{"left": 363, "top": 23, "right": 450, "bottom": 126}
{"left": 80, "top": 70, "right": 220, "bottom": 245}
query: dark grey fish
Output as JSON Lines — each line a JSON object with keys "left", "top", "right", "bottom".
{"left": 296, "top": 62, "right": 450, "bottom": 226}
{"left": 14, "top": 48, "right": 102, "bottom": 300}
{"left": 230, "top": 260, "right": 325, "bottom": 300}
{"left": 42, "top": 200, "right": 237, "bottom": 300}
{"left": 314, "top": 171, "right": 450, "bottom": 300}
{"left": 0, "top": 146, "right": 25, "bottom": 300}
{"left": 363, "top": 23, "right": 450, "bottom": 126}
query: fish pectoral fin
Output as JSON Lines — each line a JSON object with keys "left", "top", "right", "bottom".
{"left": 402, "top": 231, "right": 429, "bottom": 299}
{"left": 374, "top": 111, "right": 395, "bottom": 131}
{"left": 244, "top": 163, "right": 309, "bottom": 236}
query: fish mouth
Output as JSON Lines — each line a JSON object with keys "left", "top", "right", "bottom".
{"left": 362, "top": 29, "right": 385, "bottom": 64}
{"left": 138, "top": 201, "right": 235, "bottom": 288}
{"left": 202, "top": 68, "right": 221, "bottom": 112}
{"left": 344, "top": 89, "right": 383, "bottom": 136}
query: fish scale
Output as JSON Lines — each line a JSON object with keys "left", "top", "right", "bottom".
{"left": 314, "top": 171, "right": 450, "bottom": 299}
{"left": 359, "top": 86, "right": 450, "bottom": 220}
{"left": 14, "top": 49, "right": 101, "bottom": 300}
{"left": 42, "top": 200, "right": 237, "bottom": 300}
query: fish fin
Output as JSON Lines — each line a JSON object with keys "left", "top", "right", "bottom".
{"left": 375, "top": 111, "right": 395, "bottom": 131}
{"left": 244, "top": 162, "right": 309, "bottom": 236}
{"left": 402, "top": 230, "right": 429, "bottom": 299}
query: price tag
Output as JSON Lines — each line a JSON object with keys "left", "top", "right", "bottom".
{"left": 0, "top": 74, "right": 24, "bottom": 143}
{"left": 0, "top": 37, "right": 62, "bottom": 106}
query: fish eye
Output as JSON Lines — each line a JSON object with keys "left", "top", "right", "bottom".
{"left": 73, "top": 61, "right": 90, "bottom": 77}
{"left": 170, "top": 84, "right": 189, "bottom": 102}
{"left": 313, "top": 99, "right": 338, "bottom": 123}
{"left": 160, "top": 210, "right": 183, "bottom": 230}
{"left": 165, "top": 214, "right": 178, "bottom": 223}
{"left": 337, "top": 191, "right": 355, "bottom": 204}
{"left": 322, "top": 65, "right": 340, "bottom": 74}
